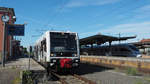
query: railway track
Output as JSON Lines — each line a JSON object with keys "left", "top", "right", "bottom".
{"left": 51, "top": 71, "right": 96, "bottom": 84}
{"left": 33, "top": 58, "right": 96, "bottom": 84}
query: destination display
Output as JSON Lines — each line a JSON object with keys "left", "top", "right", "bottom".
{"left": 7, "top": 24, "right": 25, "bottom": 36}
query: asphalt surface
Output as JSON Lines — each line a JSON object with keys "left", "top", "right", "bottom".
{"left": 78, "top": 63, "right": 150, "bottom": 84}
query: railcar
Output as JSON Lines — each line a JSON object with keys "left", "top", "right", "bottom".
{"left": 33, "top": 31, "right": 80, "bottom": 72}
{"left": 81, "top": 44, "right": 141, "bottom": 57}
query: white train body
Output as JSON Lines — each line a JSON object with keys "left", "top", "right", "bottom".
{"left": 33, "top": 31, "right": 80, "bottom": 71}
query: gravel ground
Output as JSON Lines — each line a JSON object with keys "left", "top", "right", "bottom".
{"left": 78, "top": 63, "right": 150, "bottom": 84}
{"left": 0, "top": 57, "right": 46, "bottom": 84}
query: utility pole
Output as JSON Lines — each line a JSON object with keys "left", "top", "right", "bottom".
{"left": 28, "top": 46, "right": 32, "bottom": 70}
{"left": 2, "top": 22, "right": 6, "bottom": 67}
{"left": 119, "top": 33, "right": 121, "bottom": 44}
{"left": 1, "top": 14, "right": 9, "bottom": 67}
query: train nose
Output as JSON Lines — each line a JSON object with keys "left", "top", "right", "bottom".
{"left": 60, "top": 58, "right": 72, "bottom": 68}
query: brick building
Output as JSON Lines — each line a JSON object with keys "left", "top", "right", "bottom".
{"left": 0, "top": 7, "right": 16, "bottom": 60}
{"left": 141, "top": 39, "right": 150, "bottom": 43}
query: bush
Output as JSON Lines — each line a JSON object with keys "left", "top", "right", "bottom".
{"left": 23, "top": 70, "right": 33, "bottom": 84}
{"left": 126, "top": 67, "right": 138, "bottom": 76}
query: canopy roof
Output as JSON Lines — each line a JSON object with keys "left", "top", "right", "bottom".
{"left": 80, "top": 34, "right": 136, "bottom": 45}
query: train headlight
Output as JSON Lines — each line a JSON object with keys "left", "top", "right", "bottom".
{"left": 51, "top": 54, "right": 56, "bottom": 56}
{"left": 50, "top": 63, "right": 54, "bottom": 66}
{"left": 52, "top": 59, "right": 57, "bottom": 62}
{"left": 75, "top": 60, "right": 79, "bottom": 62}
{"left": 72, "top": 54, "right": 77, "bottom": 57}
{"left": 51, "top": 54, "right": 54, "bottom": 56}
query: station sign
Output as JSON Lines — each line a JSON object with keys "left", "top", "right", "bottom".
{"left": 7, "top": 24, "right": 25, "bottom": 36}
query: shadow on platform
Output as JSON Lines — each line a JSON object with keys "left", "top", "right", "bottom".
{"left": 5, "top": 54, "right": 29, "bottom": 64}
{"left": 77, "top": 62, "right": 113, "bottom": 75}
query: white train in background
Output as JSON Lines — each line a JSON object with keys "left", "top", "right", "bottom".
{"left": 33, "top": 31, "right": 80, "bottom": 72}
{"left": 81, "top": 44, "right": 142, "bottom": 57}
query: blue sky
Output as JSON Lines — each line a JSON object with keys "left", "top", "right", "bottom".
{"left": 0, "top": 0, "right": 150, "bottom": 47}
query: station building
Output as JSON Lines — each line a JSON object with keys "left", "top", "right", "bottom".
{"left": 140, "top": 39, "right": 150, "bottom": 55}
{"left": 0, "top": 7, "right": 16, "bottom": 61}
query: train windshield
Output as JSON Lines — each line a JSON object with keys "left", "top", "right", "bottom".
{"left": 50, "top": 32, "right": 77, "bottom": 53}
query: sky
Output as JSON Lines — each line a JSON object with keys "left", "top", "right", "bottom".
{"left": 0, "top": 0, "right": 150, "bottom": 47}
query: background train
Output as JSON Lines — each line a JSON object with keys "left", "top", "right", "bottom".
{"left": 80, "top": 44, "right": 141, "bottom": 57}
{"left": 33, "top": 31, "right": 80, "bottom": 72}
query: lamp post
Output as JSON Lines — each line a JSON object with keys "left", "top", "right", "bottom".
{"left": 1, "top": 14, "right": 10, "bottom": 67}
{"left": 28, "top": 46, "right": 32, "bottom": 70}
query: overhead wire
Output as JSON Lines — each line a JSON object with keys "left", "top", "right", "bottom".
{"left": 32, "top": 0, "right": 71, "bottom": 36}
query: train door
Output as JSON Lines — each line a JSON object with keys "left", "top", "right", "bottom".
{"left": 40, "top": 39, "right": 47, "bottom": 63}
{"left": 43, "top": 39, "right": 47, "bottom": 62}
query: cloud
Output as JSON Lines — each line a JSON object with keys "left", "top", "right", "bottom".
{"left": 100, "top": 21, "right": 150, "bottom": 41}
{"left": 65, "top": 0, "right": 121, "bottom": 8}
{"left": 80, "top": 21, "right": 150, "bottom": 42}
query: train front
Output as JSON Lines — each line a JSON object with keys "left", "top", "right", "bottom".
{"left": 49, "top": 32, "right": 80, "bottom": 72}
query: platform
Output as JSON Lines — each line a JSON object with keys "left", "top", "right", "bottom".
{"left": 0, "top": 57, "right": 45, "bottom": 70}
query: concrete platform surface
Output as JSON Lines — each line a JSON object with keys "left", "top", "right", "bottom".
{"left": 0, "top": 57, "right": 45, "bottom": 70}
{"left": 0, "top": 57, "right": 45, "bottom": 84}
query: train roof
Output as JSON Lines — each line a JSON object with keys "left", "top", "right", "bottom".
{"left": 46, "top": 30, "right": 77, "bottom": 34}
{"left": 34, "top": 31, "right": 78, "bottom": 45}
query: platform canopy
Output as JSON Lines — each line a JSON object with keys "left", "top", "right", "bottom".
{"left": 80, "top": 34, "right": 136, "bottom": 45}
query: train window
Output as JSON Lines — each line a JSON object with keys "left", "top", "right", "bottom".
{"left": 120, "top": 48, "right": 130, "bottom": 52}
{"left": 50, "top": 33, "right": 77, "bottom": 52}
{"left": 43, "top": 39, "right": 47, "bottom": 52}
{"left": 129, "top": 45, "right": 139, "bottom": 51}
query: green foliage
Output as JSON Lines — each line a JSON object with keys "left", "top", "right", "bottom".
{"left": 144, "top": 77, "right": 150, "bottom": 83}
{"left": 134, "top": 80, "right": 143, "bottom": 84}
{"left": 23, "top": 70, "right": 32, "bottom": 75}
{"left": 126, "top": 67, "right": 138, "bottom": 76}
{"left": 12, "top": 71, "right": 22, "bottom": 84}
{"left": 23, "top": 70, "right": 33, "bottom": 84}
{"left": 13, "top": 77, "right": 21, "bottom": 84}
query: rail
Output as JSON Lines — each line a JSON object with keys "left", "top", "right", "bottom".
{"left": 51, "top": 71, "right": 96, "bottom": 84}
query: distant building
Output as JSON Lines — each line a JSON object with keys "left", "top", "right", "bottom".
{"left": 140, "top": 39, "right": 150, "bottom": 55}
{"left": 0, "top": 7, "right": 16, "bottom": 60}
{"left": 141, "top": 39, "right": 150, "bottom": 43}
{"left": 133, "top": 39, "right": 150, "bottom": 55}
